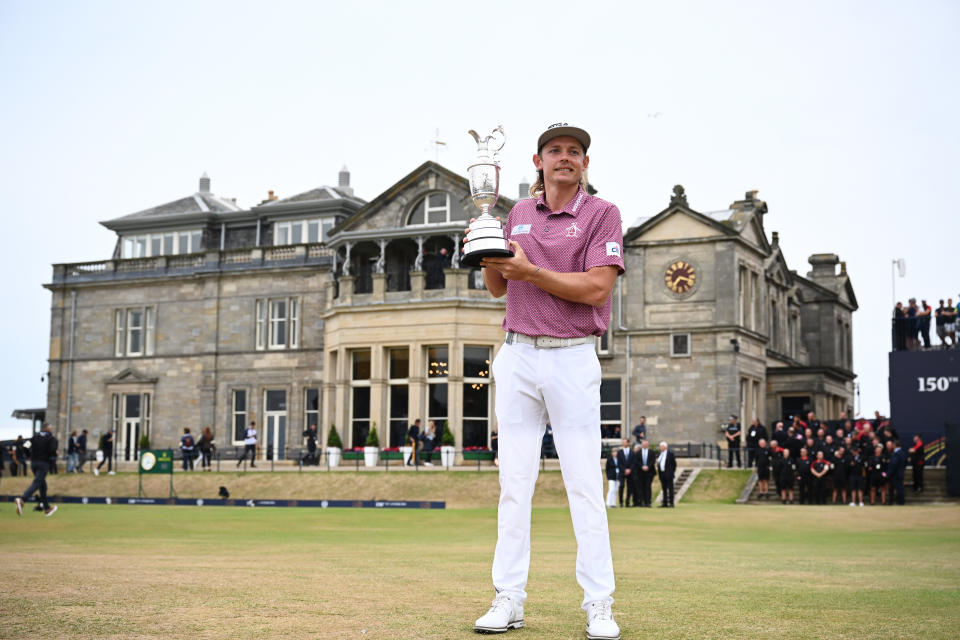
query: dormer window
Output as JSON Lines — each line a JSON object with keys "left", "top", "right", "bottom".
{"left": 121, "top": 230, "right": 202, "bottom": 258}
{"left": 407, "top": 192, "right": 466, "bottom": 225}
{"left": 274, "top": 218, "right": 336, "bottom": 245}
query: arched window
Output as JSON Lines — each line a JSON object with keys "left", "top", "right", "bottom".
{"left": 407, "top": 192, "right": 467, "bottom": 225}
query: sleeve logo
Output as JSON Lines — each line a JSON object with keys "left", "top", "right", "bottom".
{"left": 606, "top": 242, "right": 621, "bottom": 256}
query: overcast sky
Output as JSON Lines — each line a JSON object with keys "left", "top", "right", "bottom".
{"left": 1, "top": 0, "right": 957, "bottom": 440}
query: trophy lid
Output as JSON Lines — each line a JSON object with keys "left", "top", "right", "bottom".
{"left": 468, "top": 126, "right": 505, "bottom": 162}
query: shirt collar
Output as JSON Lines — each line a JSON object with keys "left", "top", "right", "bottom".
{"left": 536, "top": 186, "right": 588, "bottom": 216}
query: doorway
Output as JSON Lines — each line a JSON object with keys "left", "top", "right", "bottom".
{"left": 264, "top": 389, "right": 287, "bottom": 460}
{"left": 780, "top": 396, "right": 811, "bottom": 425}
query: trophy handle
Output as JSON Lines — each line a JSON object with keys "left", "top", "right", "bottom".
{"left": 468, "top": 130, "right": 482, "bottom": 145}
{"left": 489, "top": 125, "right": 505, "bottom": 154}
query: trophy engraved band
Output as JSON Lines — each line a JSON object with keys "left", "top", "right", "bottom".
{"left": 461, "top": 125, "right": 514, "bottom": 268}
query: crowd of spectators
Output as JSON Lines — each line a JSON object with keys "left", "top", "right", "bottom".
{"left": 746, "top": 411, "right": 925, "bottom": 506}
{"left": 892, "top": 297, "right": 958, "bottom": 351}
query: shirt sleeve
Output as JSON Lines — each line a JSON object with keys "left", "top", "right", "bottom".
{"left": 584, "top": 204, "right": 625, "bottom": 274}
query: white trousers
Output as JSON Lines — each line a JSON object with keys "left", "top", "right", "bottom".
{"left": 490, "top": 341, "right": 615, "bottom": 610}
{"left": 606, "top": 480, "right": 619, "bottom": 507}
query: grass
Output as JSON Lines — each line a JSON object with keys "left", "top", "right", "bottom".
{"left": 1, "top": 500, "right": 958, "bottom": 639}
{"left": 683, "top": 469, "right": 752, "bottom": 503}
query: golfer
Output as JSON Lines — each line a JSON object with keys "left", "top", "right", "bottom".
{"left": 471, "top": 123, "right": 623, "bottom": 639}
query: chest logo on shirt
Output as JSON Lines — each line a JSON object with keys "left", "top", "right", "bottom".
{"left": 511, "top": 224, "right": 532, "bottom": 235}
{"left": 565, "top": 222, "right": 581, "bottom": 238}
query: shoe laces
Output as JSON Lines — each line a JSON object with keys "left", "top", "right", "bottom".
{"left": 489, "top": 593, "right": 513, "bottom": 614}
{"left": 589, "top": 601, "right": 613, "bottom": 622}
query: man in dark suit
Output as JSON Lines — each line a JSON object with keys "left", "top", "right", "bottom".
{"left": 887, "top": 440, "right": 908, "bottom": 505}
{"left": 406, "top": 419, "right": 421, "bottom": 466}
{"left": 633, "top": 440, "right": 655, "bottom": 507}
{"left": 656, "top": 441, "right": 677, "bottom": 507}
{"left": 615, "top": 439, "right": 633, "bottom": 507}
{"left": 745, "top": 418, "right": 767, "bottom": 468}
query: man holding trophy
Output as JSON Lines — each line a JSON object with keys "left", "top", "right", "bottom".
{"left": 467, "top": 123, "right": 623, "bottom": 640}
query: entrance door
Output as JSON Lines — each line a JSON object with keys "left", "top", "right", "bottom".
{"left": 123, "top": 394, "right": 141, "bottom": 461}
{"left": 264, "top": 390, "right": 287, "bottom": 460}
{"left": 781, "top": 396, "right": 811, "bottom": 425}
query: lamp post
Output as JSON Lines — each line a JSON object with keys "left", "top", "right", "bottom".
{"left": 891, "top": 258, "right": 905, "bottom": 309}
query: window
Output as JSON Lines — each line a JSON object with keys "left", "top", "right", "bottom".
{"left": 407, "top": 192, "right": 468, "bottom": 225}
{"left": 120, "top": 230, "right": 202, "bottom": 258}
{"left": 273, "top": 217, "right": 337, "bottom": 246}
{"left": 463, "top": 346, "right": 491, "bottom": 447}
{"left": 232, "top": 389, "right": 248, "bottom": 443}
{"left": 670, "top": 333, "right": 690, "bottom": 357}
{"left": 388, "top": 348, "right": 409, "bottom": 447}
{"left": 426, "top": 345, "right": 449, "bottom": 432}
{"left": 738, "top": 266, "right": 747, "bottom": 327}
{"left": 114, "top": 307, "right": 155, "bottom": 357}
{"left": 600, "top": 379, "right": 622, "bottom": 439}
{"left": 750, "top": 272, "right": 760, "bottom": 331}
{"left": 304, "top": 388, "right": 320, "bottom": 433}
{"left": 597, "top": 329, "right": 610, "bottom": 355}
{"left": 351, "top": 350, "right": 371, "bottom": 447}
{"left": 255, "top": 298, "right": 300, "bottom": 350}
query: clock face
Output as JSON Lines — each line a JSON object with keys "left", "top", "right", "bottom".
{"left": 665, "top": 260, "right": 696, "bottom": 295}
{"left": 141, "top": 451, "right": 156, "bottom": 471}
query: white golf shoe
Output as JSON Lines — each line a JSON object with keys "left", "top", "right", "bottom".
{"left": 14, "top": 497, "right": 23, "bottom": 516}
{"left": 474, "top": 593, "right": 524, "bottom": 634}
{"left": 586, "top": 600, "right": 620, "bottom": 640}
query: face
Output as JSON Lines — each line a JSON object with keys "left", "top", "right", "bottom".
{"left": 534, "top": 136, "right": 588, "bottom": 188}
{"left": 641, "top": 440, "right": 649, "bottom": 449}
{"left": 816, "top": 451, "right": 824, "bottom": 460}
{"left": 659, "top": 443, "right": 667, "bottom": 452}
{"left": 622, "top": 439, "right": 629, "bottom": 448}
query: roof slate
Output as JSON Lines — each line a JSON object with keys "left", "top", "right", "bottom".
{"left": 108, "top": 192, "right": 241, "bottom": 222}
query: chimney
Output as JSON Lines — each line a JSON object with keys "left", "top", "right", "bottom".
{"left": 338, "top": 165, "right": 354, "bottom": 196}
{"left": 807, "top": 253, "right": 840, "bottom": 280}
{"left": 840, "top": 261, "right": 847, "bottom": 275}
{"left": 199, "top": 172, "right": 210, "bottom": 193}
{"left": 268, "top": 190, "right": 277, "bottom": 201}
{"left": 771, "top": 231, "right": 779, "bottom": 246}
{"left": 518, "top": 177, "right": 530, "bottom": 199}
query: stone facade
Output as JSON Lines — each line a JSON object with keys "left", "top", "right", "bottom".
{"left": 44, "top": 166, "right": 856, "bottom": 459}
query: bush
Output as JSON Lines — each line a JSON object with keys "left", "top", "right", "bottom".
{"left": 441, "top": 421, "right": 455, "bottom": 446}
{"left": 326, "top": 424, "right": 343, "bottom": 449}
{"left": 365, "top": 424, "right": 380, "bottom": 447}
{"left": 138, "top": 434, "right": 150, "bottom": 451}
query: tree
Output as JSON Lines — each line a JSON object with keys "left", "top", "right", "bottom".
{"left": 138, "top": 433, "right": 150, "bottom": 451}
{"left": 365, "top": 422, "right": 380, "bottom": 448}
{"left": 441, "top": 420, "right": 455, "bottom": 446}
{"left": 326, "top": 424, "right": 343, "bottom": 449}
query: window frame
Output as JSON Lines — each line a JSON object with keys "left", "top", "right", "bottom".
{"left": 599, "top": 378, "right": 622, "bottom": 438}
{"left": 120, "top": 229, "right": 202, "bottom": 258}
{"left": 231, "top": 388, "right": 248, "bottom": 445}
{"left": 670, "top": 332, "right": 691, "bottom": 357}
{"left": 254, "top": 297, "right": 301, "bottom": 351}
{"left": 114, "top": 306, "right": 156, "bottom": 357}
{"left": 462, "top": 345, "right": 492, "bottom": 448}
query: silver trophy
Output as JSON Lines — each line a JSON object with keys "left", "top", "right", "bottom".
{"left": 461, "top": 125, "right": 513, "bottom": 268}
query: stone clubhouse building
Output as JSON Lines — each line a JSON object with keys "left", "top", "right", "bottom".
{"left": 42, "top": 162, "right": 857, "bottom": 461}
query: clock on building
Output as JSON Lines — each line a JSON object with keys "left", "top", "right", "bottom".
{"left": 665, "top": 260, "right": 697, "bottom": 295}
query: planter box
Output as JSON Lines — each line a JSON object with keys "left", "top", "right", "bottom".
{"left": 342, "top": 451, "right": 364, "bottom": 461}
{"left": 381, "top": 451, "right": 404, "bottom": 460}
{"left": 440, "top": 445, "right": 456, "bottom": 468}
{"left": 326, "top": 447, "right": 341, "bottom": 467}
{"left": 462, "top": 450, "right": 494, "bottom": 461}
{"left": 363, "top": 446, "right": 380, "bottom": 467}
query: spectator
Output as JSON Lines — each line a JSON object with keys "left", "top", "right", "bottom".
{"left": 14, "top": 436, "right": 27, "bottom": 476}
{"left": 94, "top": 430, "right": 114, "bottom": 476}
{"left": 770, "top": 439, "right": 783, "bottom": 497}
{"left": 779, "top": 450, "right": 797, "bottom": 505}
{"left": 656, "top": 441, "right": 676, "bottom": 508}
{"left": 772, "top": 422, "right": 788, "bottom": 448}
{"left": 867, "top": 444, "right": 887, "bottom": 506}
{"left": 421, "top": 421, "right": 437, "bottom": 466}
{"left": 892, "top": 302, "right": 907, "bottom": 351}
{"left": 634, "top": 440, "right": 655, "bottom": 508}
{"left": 77, "top": 429, "right": 88, "bottom": 473}
{"left": 848, "top": 445, "right": 865, "bottom": 507}
{"left": 906, "top": 298, "right": 919, "bottom": 350}
{"left": 831, "top": 446, "right": 848, "bottom": 505}
{"left": 745, "top": 417, "right": 767, "bottom": 468}
{"left": 810, "top": 451, "right": 829, "bottom": 505}
{"left": 946, "top": 298, "right": 957, "bottom": 346}
{"left": 604, "top": 448, "right": 619, "bottom": 508}
{"left": 302, "top": 424, "right": 319, "bottom": 465}
{"left": 180, "top": 428, "right": 196, "bottom": 471}
{"left": 197, "top": 427, "right": 215, "bottom": 471}
{"left": 755, "top": 439, "right": 771, "bottom": 499}
{"left": 615, "top": 439, "right": 632, "bottom": 507}
{"left": 935, "top": 300, "right": 950, "bottom": 346}
{"left": 13, "top": 424, "right": 58, "bottom": 517}
{"left": 910, "top": 434, "right": 925, "bottom": 493}
{"left": 236, "top": 421, "right": 257, "bottom": 468}
{"left": 631, "top": 417, "right": 646, "bottom": 444}
{"left": 723, "top": 415, "right": 742, "bottom": 468}
{"left": 406, "top": 419, "right": 421, "bottom": 467}
{"left": 66, "top": 430, "right": 79, "bottom": 473}
{"left": 917, "top": 300, "right": 932, "bottom": 348}
{"left": 491, "top": 426, "right": 498, "bottom": 467}
{"left": 888, "top": 440, "right": 907, "bottom": 506}
{"left": 797, "top": 448, "right": 812, "bottom": 505}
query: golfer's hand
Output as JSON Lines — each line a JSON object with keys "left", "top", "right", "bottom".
{"left": 481, "top": 241, "right": 535, "bottom": 280}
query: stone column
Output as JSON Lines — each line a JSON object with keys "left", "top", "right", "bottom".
{"left": 444, "top": 268, "right": 469, "bottom": 295}
{"left": 372, "top": 273, "right": 387, "bottom": 302}
{"left": 339, "top": 276, "right": 355, "bottom": 306}
{"left": 410, "top": 271, "right": 426, "bottom": 300}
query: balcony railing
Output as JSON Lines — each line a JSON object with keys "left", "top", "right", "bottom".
{"left": 52, "top": 244, "right": 335, "bottom": 284}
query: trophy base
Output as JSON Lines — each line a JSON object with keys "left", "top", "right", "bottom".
{"left": 460, "top": 247, "right": 514, "bottom": 268}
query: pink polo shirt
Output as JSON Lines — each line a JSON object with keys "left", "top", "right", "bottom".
{"left": 501, "top": 186, "right": 625, "bottom": 338}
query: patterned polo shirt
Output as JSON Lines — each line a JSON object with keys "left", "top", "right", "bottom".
{"left": 501, "top": 186, "right": 625, "bottom": 338}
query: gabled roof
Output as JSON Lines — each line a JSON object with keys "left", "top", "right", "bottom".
{"left": 329, "top": 161, "right": 515, "bottom": 239}
{"left": 624, "top": 185, "right": 737, "bottom": 243}
{"left": 105, "top": 368, "right": 158, "bottom": 385}
{"left": 260, "top": 185, "right": 366, "bottom": 207}
{"left": 793, "top": 272, "right": 859, "bottom": 311}
{"left": 101, "top": 191, "right": 242, "bottom": 232}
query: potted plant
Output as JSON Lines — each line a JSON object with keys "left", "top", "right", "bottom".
{"left": 326, "top": 424, "right": 342, "bottom": 467}
{"left": 462, "top": 445, "right": 494, "bottom": 461}
{"left": 363, "top": 423, "right": 380, "bottom": 467}
{"left": 440, "top": 421, "right": 456, "bottom": 468}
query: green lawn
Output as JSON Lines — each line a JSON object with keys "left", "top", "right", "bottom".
{"left": 2, "top": 501, "right": 958, "bottom": 639}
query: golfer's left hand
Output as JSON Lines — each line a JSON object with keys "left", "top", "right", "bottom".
{"left": 481, "top": 241, "right": 535, "bottom": 281}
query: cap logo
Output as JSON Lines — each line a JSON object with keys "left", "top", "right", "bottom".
{"left": 547, "top": 122, "right": 568, "bottom": 130}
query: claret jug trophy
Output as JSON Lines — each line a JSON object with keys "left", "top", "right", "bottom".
{"left": 461, "top": 125, "right": 513, "bottom": 268}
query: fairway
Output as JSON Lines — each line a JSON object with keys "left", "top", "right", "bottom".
{"left": 2, "top": 502, "right": 959, "bottom": 639}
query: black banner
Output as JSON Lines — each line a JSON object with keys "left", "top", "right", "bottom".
{"left": 889, "top": 350, "right": 960, "bottom": 463}
{"left": 1, "top": 495, "right": 445, "bottom": 509}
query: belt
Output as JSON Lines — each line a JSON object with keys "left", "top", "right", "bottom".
{"left": 505, "top": 331, "right": 594, "bottom": 348}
